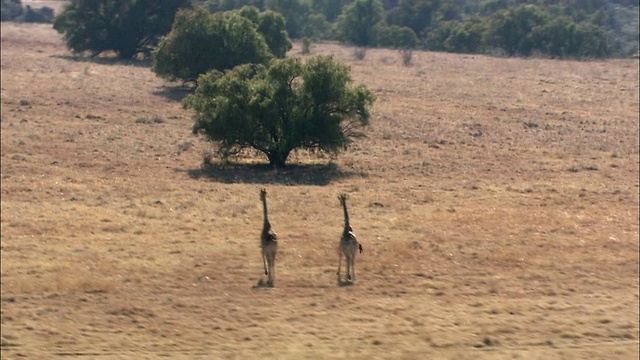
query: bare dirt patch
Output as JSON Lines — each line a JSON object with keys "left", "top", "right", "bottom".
{"left": 1, "top": 22, "right": 639, "bottom": 359}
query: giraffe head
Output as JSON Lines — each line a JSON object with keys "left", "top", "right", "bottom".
{"left": 260, "top": 188, "right": 267, "bottom": 202}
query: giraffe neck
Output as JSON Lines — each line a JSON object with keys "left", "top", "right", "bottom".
{"left": 262, "top": 198, "right": 270, "bottom": 229}
{"left": 342, "top": 200, "right": 350, "bottom": 230}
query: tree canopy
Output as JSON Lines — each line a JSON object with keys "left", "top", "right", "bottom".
{"left": 53, "top": 0, "right": 193, "bottom": 59}
{"left": 152, "top": 8, "right": 277, "bottom": 84}
{"left": 52, "top": 0, "right": 637, "bottom": 59}
{"left": 184, "top": 56, "right": 375, "bottom": 168}
{"left": 334, "top": 0, "right": 385, "bottom": 46}
{"left": 255, "top": 9, "right": 293, "bottom": 57}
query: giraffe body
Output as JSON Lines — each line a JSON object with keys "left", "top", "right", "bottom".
{"left": 337, "top": 194, "right": 363, "bottom": 283}
{"left": 260, "top": 189, "right": 277, "bottom": 287}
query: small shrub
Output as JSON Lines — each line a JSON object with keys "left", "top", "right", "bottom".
{"left": 301, "top": 37, "right": 312, "bottom": 55}
{"left": 134, "top": 115, "right": 164, "bottom": 124}
{"left": 177, "top": 140, "right": 193, "bottom": 152}
{"left": 400, "top": 48, "right": 413, "bottom": 66}
{"left": 353, "top": 47, "right": 367, "bottom": 60}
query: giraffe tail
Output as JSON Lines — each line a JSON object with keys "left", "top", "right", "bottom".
{"left": 358, "top": 243, "right": 363, "bottom": 254}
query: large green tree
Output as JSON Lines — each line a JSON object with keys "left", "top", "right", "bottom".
{"left": 185, "top": 56, "right": 375, "bottom": 168}
{"left": 152, "top": 8, "right": 273, "bottom": 84}
{"left": 485, "top": 4, "right": 548, "bottom": 56}
{"left": 334, "top": 0, "right": 385, "bottom": 46}
{"left": 53, "top": 0, "right": 193, "bottom": 59}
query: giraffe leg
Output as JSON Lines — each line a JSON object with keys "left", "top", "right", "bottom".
{"left": 262, "top": 248, "right": 268, "bottom": 276}
{"left": 346, "top": 255, "right": 352, "bottom": 281}
{"left": 268, "top": 251, "right": 275, "bottom": 287}
{"left": 267, "top": 261, "right": 273, "bottom": 287}
{"left": 351, "top": 255, "right": 356, "bottom": 282}
{"left": 337, "top": 251, "right": 343, "bottom": 280}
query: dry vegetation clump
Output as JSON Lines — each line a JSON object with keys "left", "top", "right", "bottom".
{"left": 1, "top": 22, "right": 639, "bottom": 359}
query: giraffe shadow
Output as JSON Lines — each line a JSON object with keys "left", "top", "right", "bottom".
{"left": 182, "top": 162, "right": 364, "bottom": 186}
{"left": 337, "top": 279, "right": 355, "bottom": 287}
{"left": 252, "top": 279, "right": 275, "bottom": 289}
{"left": 51, "top": 53, "right": 153, "bottom": 68}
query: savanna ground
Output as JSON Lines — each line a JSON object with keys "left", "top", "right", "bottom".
{"left": 1, "top": 11, "right": 639, "bottom": 359}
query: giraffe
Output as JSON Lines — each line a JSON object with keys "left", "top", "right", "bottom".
{"left": 260, "top": 188, "right": 277, "bottom": 287}
{"left": 337, "top": 194, "right": 363, "bottom": 283}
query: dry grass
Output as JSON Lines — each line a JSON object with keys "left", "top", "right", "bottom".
{"left": 1, "top": 21, "right": 639, "bottom": 359}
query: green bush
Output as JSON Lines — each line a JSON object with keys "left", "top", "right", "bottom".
{"left": 152, "top": 8, "right": 273, "bottom": 84}
{"left": 301, "top": 37, "right": 312, "bottom": 54}
{"left": 302, "top": 12, "right": 333, "bottom": 40}
{"left": 373, "top": 23, "right": 418, "bottom": 48}
{"left": 531, "top": 17, "right": 610, "bottom": 58}
{"left": 256, "top": 9, "right": 292, "bottom": 57}
{"left": 443, "top": 21, "right": 486, "bottom": 53}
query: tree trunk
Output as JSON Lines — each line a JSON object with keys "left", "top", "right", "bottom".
{"left": 117, "top": 42, "right": 138, "bottom": 60}
{"left": 267, "top": 150, "right": 290, "bottom": 168}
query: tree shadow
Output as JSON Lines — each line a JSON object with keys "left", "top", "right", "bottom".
{"left": 51, "top": 53, "right": 153, "bottom": 68}
{"left": 180, "top": 161, "right": 365, "bottom": 186}
{"left": 152, "top": 84, "right": 195, "bottom": 102}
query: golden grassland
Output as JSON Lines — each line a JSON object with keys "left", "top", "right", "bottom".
{"left": 1, "top": 21, "right": 639, "bottom": 359}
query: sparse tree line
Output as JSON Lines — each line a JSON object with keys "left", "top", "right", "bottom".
{"left": 207, "top": 0, "right": 637, "bottom": 58}
{"left": 6, "top": 0, "right": 635, "bottom": 59}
